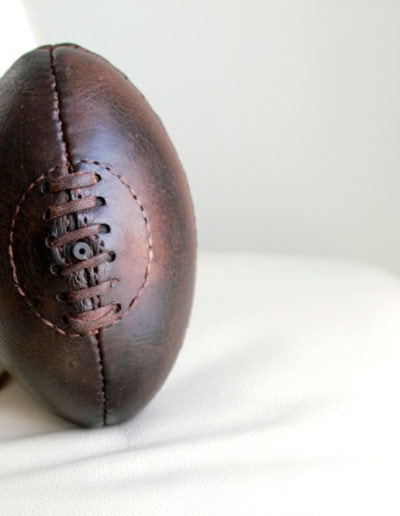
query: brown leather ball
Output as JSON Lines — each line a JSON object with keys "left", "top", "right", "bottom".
{"left": 0, "top": 44, "right": 196, "bottom": 427}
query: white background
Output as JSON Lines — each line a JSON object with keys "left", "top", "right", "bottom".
{"left": 2, "top": 0, "right": 400, "bottom": 273}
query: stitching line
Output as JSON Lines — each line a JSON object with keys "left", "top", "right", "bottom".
{"left": 49, "top": 49, "right": 69, "bottom": 167}
{"left": 95, "top": 332, "right": 107, "bottom": 425}
{"left": 8, "top": 160, "right": 153, "bottom": 337}
{"left": 50, "top": 42, "right": 109, "bottom": 421}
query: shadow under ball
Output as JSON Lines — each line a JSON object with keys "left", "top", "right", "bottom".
{"left": 0, "top": 44, "right": 196, "bottom": 427}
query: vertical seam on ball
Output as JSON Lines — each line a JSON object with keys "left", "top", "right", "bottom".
{"left": 95, "top": 331, "right": 107, "bottom": 426}
{"left": 49, "top": 48, "right": 69, "bottom": 168}
{"left": 49, "top": 47, "right": 107, "bottom": 425}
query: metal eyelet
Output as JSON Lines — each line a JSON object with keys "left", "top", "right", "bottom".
{"left": 72, "top": 241, "right": 92, "bottom": 261}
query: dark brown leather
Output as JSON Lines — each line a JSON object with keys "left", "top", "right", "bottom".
{"left": 0, "top": 44, "right": 196, "bottom": 427}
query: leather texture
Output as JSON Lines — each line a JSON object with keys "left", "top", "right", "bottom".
{"left": 0, "top": 44, "right": 196, "bottom": 427}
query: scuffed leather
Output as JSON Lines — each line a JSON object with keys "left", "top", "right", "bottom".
{"left": 0, "top": 44, "right": 196, "bottom": 427}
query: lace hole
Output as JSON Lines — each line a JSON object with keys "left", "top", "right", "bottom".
{"left": 55, "top": 292, "right": 67, "bottom": 302}
{"left": 95, "top": 196, "right": 106, "bottom": 207}
{"left": 42, "top": 209, "right": 51, "bottom": 221}
{"left": 114, "top": 303, "right": 122, "bottom": 313}
{"left": 39, "top": 182, "right": 49, "bottom": 194}
{"left": 108, "top": 251, "right": 116, "bottom": 262}
{"left": 49, "top": 264, "right": 61, "bottom": 276}
{"left": 99, "top": 224, "right": 111, "bottom": 234}
{"left": 45, "top": 236, "right": 54, "bottom": 248}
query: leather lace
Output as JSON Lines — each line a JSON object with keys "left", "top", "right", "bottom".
{"left": 47, "top": 171, "right": 118, "bottom": 334}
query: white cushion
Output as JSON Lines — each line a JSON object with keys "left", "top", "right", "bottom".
{"left": 0, "top": 253, "right": 399, "bottom": 515}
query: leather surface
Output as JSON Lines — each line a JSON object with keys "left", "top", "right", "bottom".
{"left": 0, "top": 44, "right": 196, "bottom": 427}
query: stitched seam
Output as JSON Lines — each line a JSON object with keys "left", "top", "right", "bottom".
{"left": 8, "top": 161, "right": 150, "bottom": 422}
{"left": 50, "top": 48, "right": 107, "bottom": 425}
{"left": 9, "top": 168, "right": 56, "bottom": 301}
{"left": 8, "top": 161, "right": 152, "bottom": 336}
{"left": 50, "top": 49, "right": 107, "bottom": 423}
{"left": 95, "top": 332, "right": 107, "bottom": 425}
{"left": 49, "top": 49, "right": 69, "bottom": 167}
